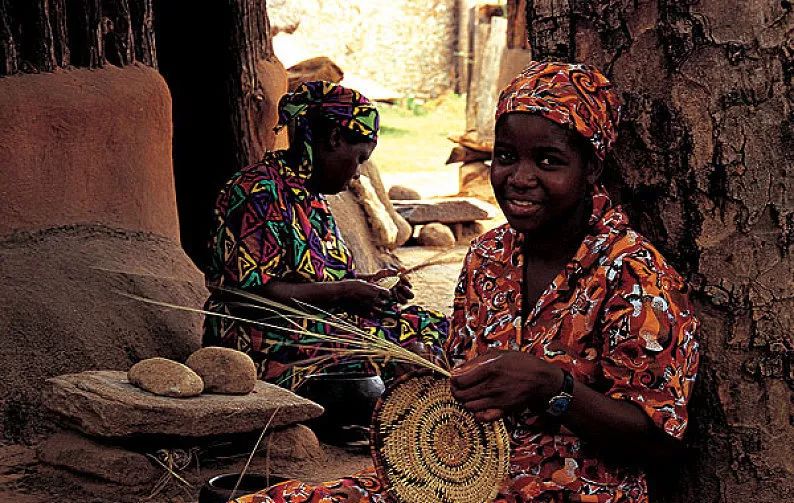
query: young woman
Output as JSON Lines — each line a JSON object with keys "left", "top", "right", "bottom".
{"left": 203, "top": 81, "right": 448, "bottom": 390}
{"left": 236, "top": 62, "right": 700, "bottom": 503}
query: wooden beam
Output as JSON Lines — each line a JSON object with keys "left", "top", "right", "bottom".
{"left": 0, "top": 0, "right": 156, "bottom": 76}
{"left": 65, "top": 0, "right": 104, "bottom": 68}
{"left": 507, "top": 0, "right": 530, "bottom": 50}
{"left": 228, "top": 0, "right": 276, "bottom": 168}
{"left": 36, "top": 0, "right": 58, "bottom": 71}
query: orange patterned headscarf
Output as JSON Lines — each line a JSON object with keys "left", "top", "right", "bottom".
{"left": 496, "top": 61, "right": 621, "bottom": 160}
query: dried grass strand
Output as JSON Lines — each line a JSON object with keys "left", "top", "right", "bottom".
{"left": 229, "top": 406, "right": 281, "bottom": 502}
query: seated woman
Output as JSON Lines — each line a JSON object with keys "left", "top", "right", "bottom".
{"left": 203, "top": 81, "right": 448, "bottom": 390}
{"left": 236, "top": 62, "right": 700, "bottom": 503}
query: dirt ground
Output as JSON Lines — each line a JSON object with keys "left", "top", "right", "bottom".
{"left": 394, "top": 245, "right": 470, "bottom": 314}
{"left": 0, "top": 440, "right": 374, "bottom": 503}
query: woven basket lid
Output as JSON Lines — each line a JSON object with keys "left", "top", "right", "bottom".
{"left": 370, "top": 373, "right": 510, "bottom": 503}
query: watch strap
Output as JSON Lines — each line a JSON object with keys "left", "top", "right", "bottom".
{"left": 545, "top": 370, "right": 574, "bottom": 418}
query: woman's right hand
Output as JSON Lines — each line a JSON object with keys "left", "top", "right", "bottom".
{"left": 333, "top": 279, "right": 392, "bottom": 314}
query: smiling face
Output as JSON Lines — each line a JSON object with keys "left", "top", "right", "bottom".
{"left": 491, "top": 113, "right": 598, "bottom": 235}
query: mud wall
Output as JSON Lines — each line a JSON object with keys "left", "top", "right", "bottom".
{"left": 0, "top": 65, "right": 180, "bottom": 240}
{"left": 0, "top": 65, "right": 206, "bottom": 439}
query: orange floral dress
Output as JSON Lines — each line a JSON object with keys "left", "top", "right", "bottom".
{"left": 236, "top": 187, "right": 700, "bottom": 503}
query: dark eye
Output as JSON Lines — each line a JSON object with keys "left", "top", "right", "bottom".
{"left": 494, "top": 150, "right": 517, "bottom": 164}
{"left": 538, "top": 156, "right": 564, "bottom": 168}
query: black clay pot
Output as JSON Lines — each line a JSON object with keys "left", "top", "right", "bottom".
{"left": 297, "top": 373, "right": 386, "bottom": 444}
{"left": 199, "top": 473, "right": 288, "bottom": 503}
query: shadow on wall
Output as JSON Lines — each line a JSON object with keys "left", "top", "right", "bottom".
{"left": 154, "top": 0, "right": 287, "bottom": 272}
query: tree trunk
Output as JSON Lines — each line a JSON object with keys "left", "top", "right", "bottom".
{"left": 227, "top": 0, "right": 278, "bottom": 170}
{"left": 524, "top": 1, "right": 793, "bottom": 502}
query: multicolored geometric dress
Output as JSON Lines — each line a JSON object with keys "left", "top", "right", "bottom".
{"left": 233, "top": 186, "right": 700, "bottom": 503}
{"left": 203, "top": 150, "right": 448, "bottom": 389}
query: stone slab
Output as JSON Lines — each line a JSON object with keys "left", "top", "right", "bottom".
{"left": 37, "top": 431, "right": 158, "bottom": 486}
{"left": 44, "top": 371, "right": 324, "bottom": 438}
{"left": 393, "top": 198, "right": 498, "bottom": 225}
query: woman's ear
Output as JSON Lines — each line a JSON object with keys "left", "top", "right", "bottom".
{"left": 327, "top": 126, "right": 343, "bottom": 150}
{"left": 586, "top": 157, "right": 604, "bottom": 185}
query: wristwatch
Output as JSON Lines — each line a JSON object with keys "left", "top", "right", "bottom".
{"left": 545, "top": 370, "right": 574, "bottom": 418}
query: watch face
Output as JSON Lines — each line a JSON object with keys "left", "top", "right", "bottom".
{"left": 547, "top": 395, "right": 572, "bottom": 417}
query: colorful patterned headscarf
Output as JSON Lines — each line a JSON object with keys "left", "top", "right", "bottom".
{"left": 275, "top": 81, "right": 379, "bottom": 175}
{"left": 496, "top": 61, "right": 621, "bottom": 160}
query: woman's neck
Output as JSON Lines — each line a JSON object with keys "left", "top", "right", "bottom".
{"left": 522, "top": 196, "right": 592, "bottom": 263}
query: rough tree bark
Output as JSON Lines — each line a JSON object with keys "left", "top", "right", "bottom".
{"left": 0, "top": 0, "right": 155, "bottom": 76}
{"left": 227, "top": 0, "right": 279, "bottom": 170}
{"left": 524, "top": 1, "right": 793, "bottom": 502}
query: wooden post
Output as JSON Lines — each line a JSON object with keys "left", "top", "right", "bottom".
{"left": 455, "top": 0, "right": 477, "bottom": 94}
{"left": 475, "top": 15, "right": 507, "bottom": 141}
{"left": 506, "top": 0, "right": 530, "bottom": 50}
{"left": 49, "top": 0, "right": 71, "bottom": 67}
{"left": 130, "top": 0, "right": 155, "bottom": 67}
{"left": 465, "top": 10, "right": 491, "bottom": 133}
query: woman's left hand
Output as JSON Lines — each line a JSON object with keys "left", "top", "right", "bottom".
{"left": 450, "top": 350, "right": 563, "bottom": 422}
{"left": 364, "top": 268, "right": 414, "bottom": 305}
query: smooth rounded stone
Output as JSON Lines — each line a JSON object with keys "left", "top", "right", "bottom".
{"left": 43, "top": 371, "right": 324, "bottom": 438}
{"left": 418, "top": 223, "right": 456, "bottom": 247}
{"left": 128, "top": 357, "right": 204, "bottom": 398}
{"left": 37, "top": 431, "right": 158, "bottom": 486}
{"left": 388, "top": 185, "right": 421, "bottom": 201}
{"left": 453, "top": 221, "right": 488, "bottom": 244}
{"left": 186, "top": 347, "right": 257, "bottom": 395}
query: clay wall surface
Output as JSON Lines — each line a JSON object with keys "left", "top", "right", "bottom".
{"left": 0, "top": 65, "right": 180, "bottom": 240}
{"left": 0, "top": 65, "right": 206, "bottom": 438}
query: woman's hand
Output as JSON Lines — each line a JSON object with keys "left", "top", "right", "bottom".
{"left": 450, "top": 350, "right": 563, "bottom": 422}
{"left": 363, "top": 268, "right": 415, "bottom": 305}
{"left": 333, "top": 279, "right": 392, "bottom": 314}
{"left": 452, "top": 351, "right": 684, "bottom": 465}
